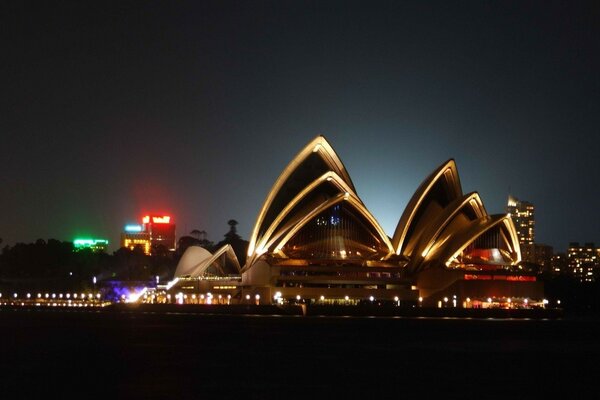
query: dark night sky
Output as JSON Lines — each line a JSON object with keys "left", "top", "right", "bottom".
{"left": 1, "top": 1, "right": 598, "bottom": 253}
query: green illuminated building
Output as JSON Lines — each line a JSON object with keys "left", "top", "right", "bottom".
{"left": 73, "top": 238, "right": 109, "bottom": 253}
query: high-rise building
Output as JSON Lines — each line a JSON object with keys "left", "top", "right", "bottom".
{"left": 506, "top": 196, "right": 556, "bottom": 270}
{"left": 507, "top": 195, "right": 535, "bottom": 245}
{"left": 567, "top": 242, "right": 600, "bottom": 283}
{"left": 121, "top": 215, "right": 176, "bottom": 255}
{"left": 143, "top": 215, "right": 176, "bottom": 252}
{"left": 507, "top": 195, "right": 536, "bottom": 263}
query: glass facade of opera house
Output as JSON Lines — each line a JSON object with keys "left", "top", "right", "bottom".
{"left": 146, "top": 136, "right": 543, "bottom": 308}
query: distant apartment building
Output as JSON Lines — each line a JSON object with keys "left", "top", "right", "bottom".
{"left": 550, "top": 253, "right": 568, "bottom": 275}
{"left": 526, "top": 243, "right": 554, "bottom": 271}
{"left": 506, "top": 196, "right": 554, "bottom": 270}
{"left": 121, "top": 215, "right": 176, "bottom": 255}
{"left": 567, "top": 242, "right": 600, "bottom": 282}
{"left": 507, "top": 195, "right": 535, "bottom": 245}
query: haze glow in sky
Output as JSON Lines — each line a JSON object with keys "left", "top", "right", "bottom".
{"left": 1, "top": 1, "right": 599, "bottom": 252}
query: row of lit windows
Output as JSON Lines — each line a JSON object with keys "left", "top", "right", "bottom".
{"left": 123, "top": 238, "right": 151, "bottom": 255}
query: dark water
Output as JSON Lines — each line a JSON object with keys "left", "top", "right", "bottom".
{"left": 1, "top": 308, "right": 598, "bottom": 399}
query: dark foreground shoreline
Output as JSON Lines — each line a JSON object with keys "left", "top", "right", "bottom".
{"left": 131, "top": 302, "right": 568, "bottom": 319}
{"left": 1, "top": 306, "right": 598, "bottom": 399}
{"left": 1, "top": 302, "right": 568, "bottom": 319}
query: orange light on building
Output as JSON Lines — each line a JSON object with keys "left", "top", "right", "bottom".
{"left": 142, "top": 216, "right": 150, "bottom": 224}
{"left": 124, "top": 238, "right": 151, "bottom": 255}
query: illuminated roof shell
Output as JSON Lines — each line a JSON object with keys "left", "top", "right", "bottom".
{"left": 405, "top": 192, "right": 488, "bottom": 272}
{"left": 425, "top": 214, "right": 522, "bottom": 269}
{"left": 174, "top": 245, "right": 241, "bottom": 278}
{"left": 392, "top": 159, "right": 462, "bottom": 257}
{"left": 245, "top": 169, "right": 393, "bottom": 267}
{"left": 270, "top": 191, "right": 394, "bottom": 259}
{"left": 247, "top": 136, "right": 355, "bottom": 259}
{"left": 244, "top": 135, "right": 522, "bottom": 278}
{"left": 251, "top": 171, "right": 357, "bottom": 261}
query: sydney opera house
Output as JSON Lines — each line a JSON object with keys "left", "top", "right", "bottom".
{"left": 163, "top": 136, "right": 543, "bottom": 307}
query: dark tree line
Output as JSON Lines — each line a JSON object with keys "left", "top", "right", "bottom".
{"left": 0, "top": 239, "right": 175, "bottom": 292}
{"left": 176, "top": 220, "right": 249, "bottom": 266}
{"left": 0, "top": 221, "right": 249, "bottom": 293}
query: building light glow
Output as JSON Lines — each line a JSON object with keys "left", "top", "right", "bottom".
{"left": 125, "top": 225, "right": 143, "bottom": 232}
{"left": 152, "top": 216, "right": 171, "bottom": 224}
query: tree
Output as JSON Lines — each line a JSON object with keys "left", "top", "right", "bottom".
{"left": 215, "top": 219, "right": 248, "bottom": 267}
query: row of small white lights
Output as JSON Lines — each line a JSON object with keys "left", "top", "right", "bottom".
{"left": 441, "top": 295, "right": 557, "bottom": 305}
{"left": 170, "top": 292, "right": 232, "bottom": 300}
{"left": 5, "top": 302, "right": 103, "bottom": 307}
{"left": 271, "top": 292, "right": 411, "bottom": 303}
{"left": 0, "top": 292, "right": 100, "bottom": 299}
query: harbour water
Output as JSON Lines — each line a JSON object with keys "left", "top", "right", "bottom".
{"left": 1, "top": 307, "right": 598, "bottom": 399}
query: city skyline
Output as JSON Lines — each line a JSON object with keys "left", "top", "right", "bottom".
{"left": 2, "top": 1, "right": 599, "bottom": 253}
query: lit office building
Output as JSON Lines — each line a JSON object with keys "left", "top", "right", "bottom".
{"left": 121, "top": 224, "right": 151, "bottom": 255}
{"left": 143, "top": 215, "right": 176, "bottom": 251}
{"left": 121, "top": 215, "right": 176, "bottom": 255}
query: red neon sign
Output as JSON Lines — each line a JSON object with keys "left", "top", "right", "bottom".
{"left": 142, "top": 215, "right": 171, "bottom": 224}
{"left": 152, "top": 216, "right": 171, "bottom": 224}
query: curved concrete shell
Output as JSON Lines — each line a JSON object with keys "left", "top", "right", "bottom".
{"left": 247, "top": 135, "right": 355, "bottom": 258}
{"left": 392, "top": 159, "right": 462, "bottom": 257}
{"left": 404, "top": 192, "right": 488, "bottom": 272}
{"left": 175, "top": 245, "right": 241, "bottom": 278}
{"left": 248, "top": 171, "right": 358, "bottom": 266}
{"left": 425, "top": 214, "right": 521, "bottom": 269}
{"left": 271, "top": 191, "right": 394, "bottom": 260}
{"left": 246, "top": 170, "right": 394, "bottom": 266}
{"left": 174, "top": 246, "right": 213, "bottom": 277}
